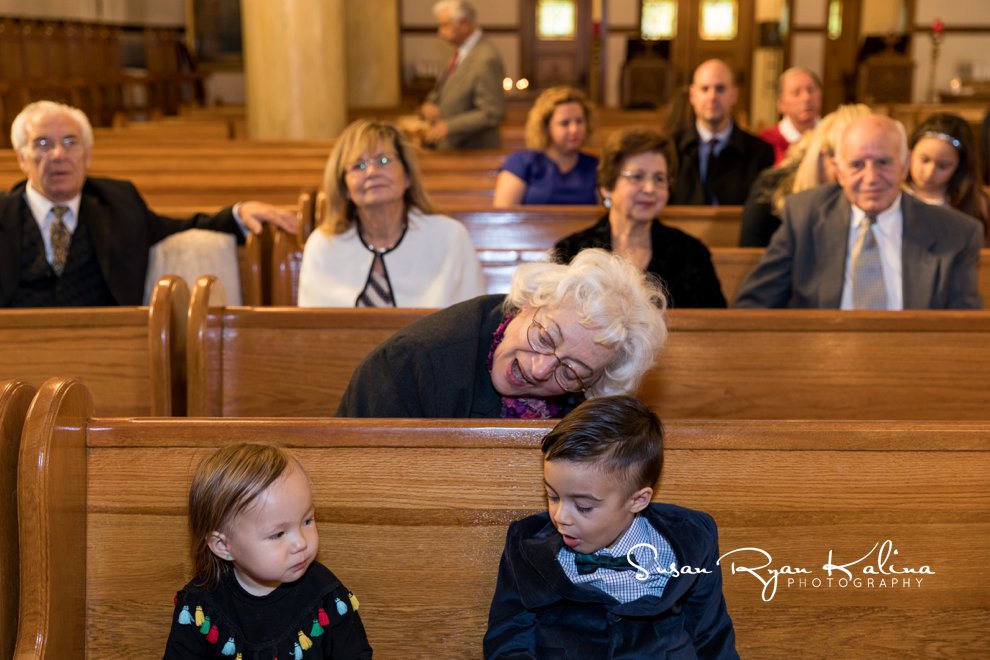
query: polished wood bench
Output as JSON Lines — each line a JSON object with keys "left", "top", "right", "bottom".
{"left": 15, "top": 377, "right": 990, "bottom": 658}
{"left": 185, "top": 281, "right": 990, "bottom": 419}
{"left": 275, "top": 205, "right": 746, "bottom": 304}
{"left": 0, "top": 380, "right": 34, "bottom": 660}
{"left": 0, "top": 276, "right": 186, "bottom": 416}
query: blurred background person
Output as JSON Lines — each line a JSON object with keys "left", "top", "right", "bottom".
{"left": 554, "top": 127, "right": 725, "bottom": 308}
{"left": 670, "top": 59, "right": 774, "bottom": 206}
{"left": 299, "top": 119, "right": 485, "bottom": 307}
{"left": 493, "top": 86, "right": 598, "bottom": 207}
{"left": 905, "top": 113, "right": 989, "bottom": 244}
{"left": 759, "top": 67, "right": 823, "bottom": 164}
{"left": 658, "top": 86, "right": 695, "bottom": 138}
{"left": 740, "top": 104, "right": 872, "bottom": 247}
{"left": 420, "top": 0, "right": 506, "bottom": 150}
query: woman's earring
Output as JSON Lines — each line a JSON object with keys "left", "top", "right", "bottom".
{"left": 225, "top": 554, "right": 232, "bottom": 561}
{"left": 603, "top": 195, "right": 612, "bottom": 209}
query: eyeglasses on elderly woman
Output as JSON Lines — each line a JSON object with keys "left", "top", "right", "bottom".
{"left": 527, "top": 308, "right": 598, "bottom": 392}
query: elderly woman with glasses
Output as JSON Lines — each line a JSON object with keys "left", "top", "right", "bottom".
{"left": 553, "top": 127, "right": 726, "bottom": 308}
{"left": 298, "top": 118, "right": 485, "bottom": 307}
{"left": 336, "top": 248, "right": 666, "bottom": 418}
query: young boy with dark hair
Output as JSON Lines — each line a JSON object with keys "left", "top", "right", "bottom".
{"left": 484, "top": 395, "right": 738, "bottom": 659}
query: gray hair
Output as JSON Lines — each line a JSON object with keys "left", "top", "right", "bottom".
{"left": 11, "top": 100, "right": 94, "bottom": 153}
{"left": 777, "top": 66, "right": 822, "bottom": 96}
{"left": 504, "top": 248, "right": 667, "bottom": 398}
{"left": 433, "top": 0, "right": 476, "bottom": 22}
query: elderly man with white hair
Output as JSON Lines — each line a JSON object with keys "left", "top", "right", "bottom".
{"left": 735, "top": 114, "right": 983, "bottom": 309}
{"left": 0, "top": 100, "right": 296, "bottom": 307}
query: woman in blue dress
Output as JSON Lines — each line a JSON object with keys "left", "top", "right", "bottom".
{"left": 493, "top": 86, "right": 599, "bottom": 207}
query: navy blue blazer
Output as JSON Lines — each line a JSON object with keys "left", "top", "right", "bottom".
{"left": 0, "top": 177, "right": 241, "bottom": 306}
{"left": 484, "top": 503, "right": 738, "bottom": 659}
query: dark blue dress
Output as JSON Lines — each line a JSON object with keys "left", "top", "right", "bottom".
{"left": 500, "top": 150, "right": 599, "bottom": 205}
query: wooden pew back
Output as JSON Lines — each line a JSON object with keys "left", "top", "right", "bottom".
{"left": 0, "top": 380, "right": 34, "bottom": 660}
{"left": 16, "top": 378, "right": 990, "bottom": 658}
{"left": 0, "top": 276, "right": 187, "bottom": 416}
{"left": 186, "top": 287, "right": 990, "bottom": 420}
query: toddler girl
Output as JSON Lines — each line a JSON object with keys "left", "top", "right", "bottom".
{"left": 164, "top": 443, "right": 372, "bottom": 659}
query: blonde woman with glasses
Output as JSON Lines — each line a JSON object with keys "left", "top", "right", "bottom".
{"left": 553, "top": 127, "right": 726, "bottom": 308}
{"left": 298, "top": 119, "right": 485, "bottom": 308}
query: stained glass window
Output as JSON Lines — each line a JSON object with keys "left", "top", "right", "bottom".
{"left": 828, "top": 0, "right": 843, "bottom": 40}
{"left": 537, "top": 0, "right": 576, "bottom": 40}
{"left": 699, "top": 0, "right": 737, "bottom": 41}
{"left": 642, "top": 0, "right": 677, "bottom": 40}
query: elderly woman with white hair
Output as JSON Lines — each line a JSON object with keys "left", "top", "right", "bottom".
{"left": 336, "top": 248, "right": 667, "bottom": 418}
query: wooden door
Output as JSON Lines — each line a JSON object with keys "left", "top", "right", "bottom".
{"left": 520, "top": 0, "right": 593, "bottom": 91}
{"left": 822, "top": 0, "right": 862, "bottom": 110}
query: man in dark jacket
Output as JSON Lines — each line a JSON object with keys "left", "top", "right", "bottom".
{"left": 1, "top": 100, "right": 296, "bottom": 307}
{"left": 670, "top": 59, "right": 774, "bottom": 206}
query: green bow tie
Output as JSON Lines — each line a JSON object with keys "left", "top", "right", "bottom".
{"left": 573, "top": 551, "right": 638, "bottom": 575}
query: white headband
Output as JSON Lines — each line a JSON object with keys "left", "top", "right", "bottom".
{"left": 921, "top": 130, "right": 961, "bottom": 150}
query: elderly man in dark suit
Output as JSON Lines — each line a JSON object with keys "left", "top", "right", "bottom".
{"left": 0, "top": 100, "right": 296, "bottom": 307}
{"left": 669, "top": 59, "right": 774, "bottom": 206}
{"left": 734, "top": 114, "right": 983, "bottom": 309}
{"left": 420, "top": 0, "right": 506, "bottom": 150}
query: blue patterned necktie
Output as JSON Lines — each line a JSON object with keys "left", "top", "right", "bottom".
{"left": 703, "top": 138, "right": 719, "bottom": 204}
{"left": 573, "top": 551, "right": 639, "bottom": 576}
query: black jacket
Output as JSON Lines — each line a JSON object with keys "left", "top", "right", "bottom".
{"left": 484, "top": 504, "right": 739, "bottom": 659}
{"left": 0, "top": 177, "right": 241, "bottom": 306}
{"left": 554, "top": 215, "right": 727, "bottom": 308}
{"left": 670, "top": 123, "right": 774, "bottom": 206}
{"left": 336, "top": 295, "right": 582, "bottom": 418}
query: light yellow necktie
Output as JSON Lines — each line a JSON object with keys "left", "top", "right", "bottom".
{"left": 851, "top": 214, "right": 887, "bottom": 310}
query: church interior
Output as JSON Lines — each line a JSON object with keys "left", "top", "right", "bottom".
{"left": 1, "top": 0, "right": 989, "bottom": 658}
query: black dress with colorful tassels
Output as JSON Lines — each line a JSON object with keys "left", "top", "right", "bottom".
{"left": 163, "top": 562, "right": 372, "bottom": 659}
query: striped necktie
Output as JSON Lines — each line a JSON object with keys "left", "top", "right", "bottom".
{"left": 851, "top": 213, "right": 887, "bottom": 310}
{"left": 50, "top": 205, "right": 71, "bottom": 276}
{"left": 356, "top": 253, "right": 395, "bottom": 307}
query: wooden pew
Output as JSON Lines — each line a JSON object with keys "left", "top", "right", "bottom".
{"left": 0, "top": 380, "right": 34, "bottom": 660}
{"left": 16, "top": 377, "right": 990, "bottom": 658}
{"left": 185, "top": 281, "right": 990, "bottom": 419}
{"left": 186, "top": 277, "right": 424, "bottom": 416}
{"left": 275, "top": 205, "right": 746, "bottom": 304}
{"left": 448, "top": 206, "right": 744, "bottom": 250}
{"left": 0, "top": 276, "right": 187, "bottom": 416}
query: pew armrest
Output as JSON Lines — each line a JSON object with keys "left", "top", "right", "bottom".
{"left": 15, "top": 378, "right": 92, "bottom": 659}
{"left": 0, "top": 381, "right": 36, "bottom": 660}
